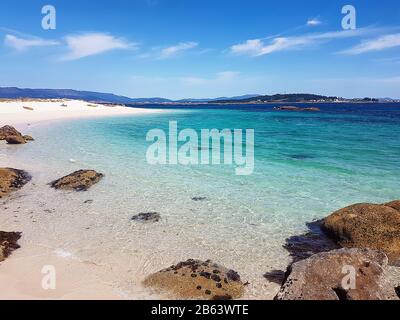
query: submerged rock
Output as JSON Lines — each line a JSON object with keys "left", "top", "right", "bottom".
{"left": 302, "top": 107, "right": 321, "bottom": 112}
{"left": 321, "top": 201, "right": 400, "bottom": 264}
{"left": 283, "top": 220, "right": 340, "bottom": 263}
{"left": 131, "top": 212, "right": 161, "bottom": 223}
{"left": 192, "top": 197, "right": 207, "bottom": 202}
{"left": 275, "top": 106, "right": 300, "bottom": 111}
{"left": 274, "top": 106, "right": 320, "bottom": 112}
{"left": 263, "top": 270, "right": 287, "bottom": 285}
{"left": 143, "top": 259, "right": 245, "bottom": 300}
{"left": 275, "top": 248, "right": 399, "bottom": 300}
{"left": 264, "top": 220, "right": 339, "bottom": 286}
{"left": 289, "top": 154, "right": 314, "bottom": 160}
{"left": 0, "top": 125, "right": 22, "bottom": 140}
{"left": 0, "top": 168, "right": 31, "bottom": 198}
{"left": 0, "top": 231, "right": 22, "bottom": 262}
{"left": 50, "top": 170, "right": 104, "bottom": 191}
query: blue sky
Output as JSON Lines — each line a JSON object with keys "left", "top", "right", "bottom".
{"left": 0, "top": 0, "right": 399, "bottom": 99}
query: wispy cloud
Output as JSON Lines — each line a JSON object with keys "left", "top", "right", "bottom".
{"left": 230, "top": 28, "right": 378, "bottom": 57}
{"left": 60, "top": 32, "right": 134, "bottom": 61}
{"left": 231, "top": 37, "right": 311, "bottom": 56}
{"left": 339, "top": 33, "right": 400, "bottom": 55}
{"left": 136, "top": 41, "right": 199, "bottom": 60}
{"left": 159, "top": 41, "right": 198, "bottom": 59}
{"left": 307, "top": 18, "right": 322, "bottom": 26}
{"left": 4, "top": 34, "right": 59, "bottom": 51}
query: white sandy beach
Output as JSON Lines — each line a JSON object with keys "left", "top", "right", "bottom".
{"left": 0, "top": 99, "right": 161, "bottom": 129}
{"left": 0, "top": 99, "right": 165, "bottom": 300}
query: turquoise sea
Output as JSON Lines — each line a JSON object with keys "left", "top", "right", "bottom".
{"left": 2, "top": 103, "right": 400, "bottom": 298}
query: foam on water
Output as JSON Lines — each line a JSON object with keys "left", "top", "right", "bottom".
{"left": 1, "top": 104, "right": 400, "bottom": 299}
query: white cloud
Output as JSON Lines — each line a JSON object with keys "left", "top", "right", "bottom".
{"left": 159, "top": 41, "right": 198, "bottom": 59}
{"left": 60, "top": 32, "right": 133, "bottom": 61}
{"left": 230, "top": 28, "right": 377, "bottom": 57}
{"left": 307, "top": 18, "right": 322, "bottom": 26}
{"left": 4, "top": 34, "right": 59, "bottom": 51}
{"left": 231, "top": 37, "right": 313, "bottom": 56}
{"left": 339, "top": 33, "right": 400, "bottom": 55}
{"left": 230, "top": 39, "right": 265, "bottom": 56}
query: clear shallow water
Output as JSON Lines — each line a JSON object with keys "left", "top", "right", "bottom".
{"left": 1, "top": 103, "right": 400, "bottom": 299}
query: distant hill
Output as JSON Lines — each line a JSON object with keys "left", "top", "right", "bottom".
{"left": 215, "top": 94, "right": 380, "bottom": 103}
{"left": 0, "top": 87, "right": 382, "bottom": 104}
{"left": 216, "top": 93, "right": 340, "bottom": 103}
{"left": 0, "top": 87, "right": 172, "bottom": 104}
{"left": 177, "top": 94, "right": 261, "bottom": 103}
{"left": 378, "top": 97, "right": 400, "bottom": 102}
{"left": 0, "top": 87, "right": 262, "bottom": 104}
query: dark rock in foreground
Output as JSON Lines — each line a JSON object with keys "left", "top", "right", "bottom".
{"left": 131, "top": 212, "right": 160, "bottom": 223}
{"left": 263, "top": 270, "right": 287, "bottom": 285}
{"left": 0, "top": 231, "right": 22, "bottom": 262}
{"left": 275, "top": 248, "right": 399, "bottom": 300}
{"left": 321, "top": 201, "right": 400, "bottom": 264}
{"left": 284, "top": 220, "right": 340, "bottom": 263}
{"left": 143, "top": 259, "right": 245, "bottom": 300}
{"left": 50, "top": 170, "right": 104, "bottom": 191}
{"left": 265, "top": 220, "right": 339, "bottom": 286}
{"left": 0, "top": 168, "right": 31, "bottom": 198}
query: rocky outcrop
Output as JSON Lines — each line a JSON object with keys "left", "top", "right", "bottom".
{"left": 275, "top": 248, "right": 399, "bottom": 300}
{"left": 50, "top": 170, "right": 104, "bottom": 191}
{"left": 321, "top": 201, "right": 400, "bottom": 264}
{"left": 0, "top": 231, "right": 21, "bottom": 262}
{"left": 0, "top": 125, "right": 34, "bottom": 144}
{"left": 0, "top": 168, "right": 31, "bottom": 198}
{"left": 5, "top": 135, "right": 26, "bottom": 144}
{"left": 0, "top": 125, "right": 22, "bottom": 140}
{"left": 302, "top": 107, "right": 321, "bottom": 112}
{"left": 23, "top": 135, "right": 34, "bottom": 141}
{"left": 143, "top": 259, "right": 245, "bottom": 300}
{"left": 274, "top": 106, "right": 321, "bottom": 112}
{"left": 131, "top": 212, "right": 161, "bottom": 223}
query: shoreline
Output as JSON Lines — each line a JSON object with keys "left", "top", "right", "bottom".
{"left": 0, "top": 99, "right": 167, "bottom": 300}
{"left": 0, "top": 99, "right": 165, "bottom": 130}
